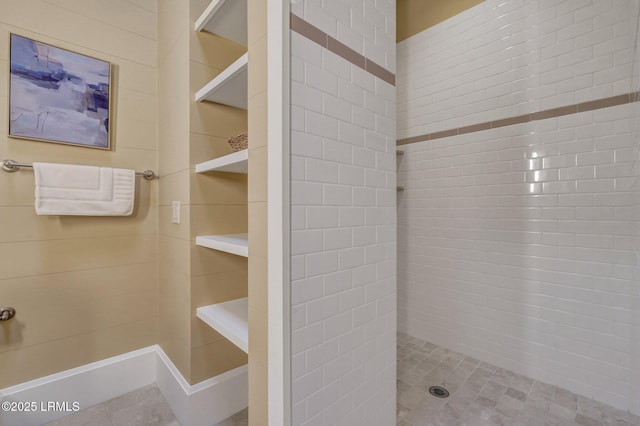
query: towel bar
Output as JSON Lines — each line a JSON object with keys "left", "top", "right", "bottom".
{"left": 2, "top": 159, "right": 157, "bottom": 180}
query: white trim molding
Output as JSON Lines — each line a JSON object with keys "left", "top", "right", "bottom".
{"left": 268, "top": 0, "right": 292, "bottom": 424}
{"left": 0, "top": 346, "right": 248, "bottom": 426}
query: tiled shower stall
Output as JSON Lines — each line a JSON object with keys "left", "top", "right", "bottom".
{"left": 397, "top": 0, "right": 640, "bottom": 416}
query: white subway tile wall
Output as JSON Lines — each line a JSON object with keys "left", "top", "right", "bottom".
{"left": 397, "top": 0, "right": 640, "bottom": 415}
{"left": 399, "top": 104, "right": 640, "bottom": 413}
{"left": 397, "top": 0, "right": 639, "bottom": 139}
{"left": 290, "top": 6, "right": 396, "bottom": 423}
{"left": 291, "top": 0, "right": 397, "bottom": 73}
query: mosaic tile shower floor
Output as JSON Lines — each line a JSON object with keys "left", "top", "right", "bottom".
{"left": 397, "top": 333, "right": 639, "bottom": 426}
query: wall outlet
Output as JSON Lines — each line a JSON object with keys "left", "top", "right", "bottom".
{"left": 172, "top": 201, "right": 180, "bottom": 224}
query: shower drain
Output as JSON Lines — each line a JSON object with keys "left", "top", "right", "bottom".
{"left": 428, "top": 386, "right": 450, "bottom": 398}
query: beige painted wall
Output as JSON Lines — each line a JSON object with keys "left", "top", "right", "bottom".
{"left": 0, "top": 0, "right": 159, "bottom": 388}
{"left": 158, "top": 0, "right": 191, "bottom": 380}
{"left": 397, "top": 0, "right": 485, "bottom": 41}
{"left": 0, "top": 0, "right": 249, "bottom": 389}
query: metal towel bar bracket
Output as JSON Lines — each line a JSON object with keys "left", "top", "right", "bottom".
{"left": 2, "top": 159, "right": 157, "bottom": 180}
{"left": 0, "top": 307, "right": 15, "bottom": 321}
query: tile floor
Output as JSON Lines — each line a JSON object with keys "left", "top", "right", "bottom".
{"left": 397, "top": 333, "right": 640, "bottom": 426}
{"left": 46, "top": 385, "right": 249, "bottom": 426}
{"left": 228, "top": 408, "right": 248, "bottom": 426}
{"left": 44, "top": 336, "right": 639, "bottom": 426}
{"left": 45, "top": 385, "right": 179, "bottom": 426}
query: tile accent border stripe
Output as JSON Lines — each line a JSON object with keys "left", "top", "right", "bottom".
{"left": 397, "top": 92, "right": 640, "bottom": 146}
{"left": 290, "top": 13, "right": 396, "bottom": 86}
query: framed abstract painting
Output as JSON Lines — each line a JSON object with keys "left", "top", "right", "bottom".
{"left": 9, "top": 34, "right": 111, "bottom": 149}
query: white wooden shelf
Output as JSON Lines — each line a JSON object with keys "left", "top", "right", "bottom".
{"left": 197, "top": 297, "right": 248, "bottom": 353}
{"left": 196, "top": 149, "right": 248, "bottom": 174}
{"left": 196, "top": 234, "right": 248, "bottom": 257}
{"left": 195, "top": 0, "right": 247, "bottom": 46}
{"left": 195, "top": 53, "right": 248, "bottom": 109}
{"left": 194, "top": 0, "right": 249, "bottom": 360}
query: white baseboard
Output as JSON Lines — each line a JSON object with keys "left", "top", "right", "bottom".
{"left": 0, "top": 346, "right": 248, "bottom": 426}
{"left": 155, "top": 348, "right": 248, "bottom": 426}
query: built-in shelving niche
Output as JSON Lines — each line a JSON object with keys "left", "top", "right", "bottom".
{"left": 193, "top": 0, "right": 250, "bottom": 376}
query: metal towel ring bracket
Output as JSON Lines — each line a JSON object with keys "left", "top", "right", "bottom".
{"left": 2, "top": 159, "right": 156, "bottom": 180}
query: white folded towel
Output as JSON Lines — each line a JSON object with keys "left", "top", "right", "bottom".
{"left": 33, "top": 162, "right": 135, "bottom": 216}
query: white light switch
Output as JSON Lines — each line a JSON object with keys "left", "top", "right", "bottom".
{"left": 172, "top": 201, "right": 180, "bottom": 224}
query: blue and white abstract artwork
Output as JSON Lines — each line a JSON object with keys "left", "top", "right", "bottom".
{"left": 9, "top": 34, "right": 111, "bottom": 149}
